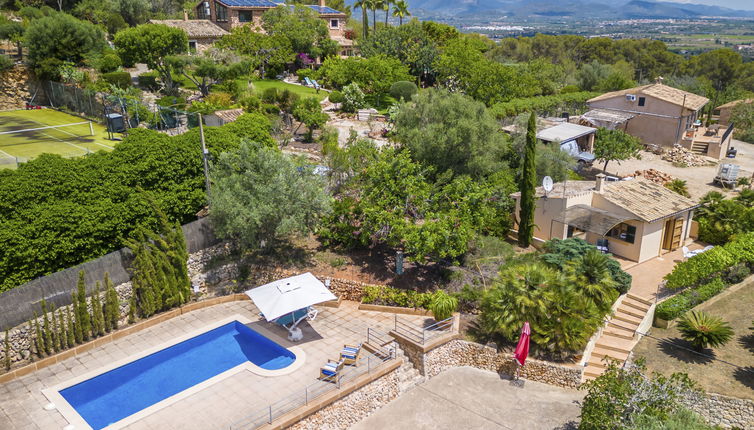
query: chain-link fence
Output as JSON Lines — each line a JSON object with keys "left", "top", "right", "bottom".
{"left": 44, "top": 81, "right": 200, "bottom": 133}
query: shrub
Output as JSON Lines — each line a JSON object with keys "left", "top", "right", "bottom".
{"left": 262, "top": 103, "right": 280, "bottom": 115}
{"left": 429, "top": 290, "right": 457, "bottom": 321}
{"left": 0, "top": 55, "right": 13, "bottom": 73}
{"left": 328, "top": 90, "right": 344, "bottom": 104}
{"left": 296, "top": 68, "right": 316, "bottom": 82}
{"left": 724, "top": 263, "right": 750, "bottom": 284}
{"left": 342, "top": 82, "right": 367, "bottom": 113}
{"left": 361, "top": 285, "right": 433, "bottom": 309}
{"left": 655, "top": 278, "right": 726, "bottom": 321}
{"left": 101, "top": 71, "right": 131, "bottom": 89}
{"left": 223, "top": 113, "right": 276, "bottom": 149}
{"left": 489, "top": 92, "right": 598, "bottom": 119}
{"left": 664, "top": 246, "right": 736, "bottom": 289}
{"left": 542, "top": 238, "right": 631, "bottom": 294}
{"left": 665, "top": 179, "right": 690, "bottom": 197}
{"left": 677, "top": 310, "right": 734, "bottom": 350}
{"left": 156, "top": 96, "right": 187, "bottom": 109}
{"left": 138, "top": 72, "right": 159, "bottom": 91}
{"left": 261, "top": 87, "right": 279, "bottom": 104}
{"left": 389, "top": 80, "right": 418, "bottom": 101}
{"left": 90, "top": 49, "right": 121, "bottom": 73}
{"left": 240, "top": 95, "right": 262, "bottom": 112}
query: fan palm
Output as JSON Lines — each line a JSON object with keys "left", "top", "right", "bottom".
{"left": 564, "top": 249, "right": 618, "bottom": 312}
{"left": 392, "top": 0, "right": 410, "bottom": 25}
{"left": 353, "top": 0, "right": 370, "bottom": 38}
{"left": 677, "top": 310, "right": 734, "bottom": 350}
{"left": 665, "top": 179, "right": 690, "bottom": 198}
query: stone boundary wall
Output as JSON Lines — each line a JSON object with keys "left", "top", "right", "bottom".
{"left": 683, "top": 392, "right": 754, "bottom": 429}
{"left": 424, "top": 339, "right": 584, "bottom": 390}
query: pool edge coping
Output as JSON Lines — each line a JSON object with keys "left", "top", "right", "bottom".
{"left": 41, "top": 314, "right": 306, "bottom": 430}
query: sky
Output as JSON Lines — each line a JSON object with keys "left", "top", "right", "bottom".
{"left": 667, "top": 0, "right": 754, "bottom": 10}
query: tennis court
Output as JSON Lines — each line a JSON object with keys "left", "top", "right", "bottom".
{"left": 0, "top": 109, "right": 115, "bottom": 168}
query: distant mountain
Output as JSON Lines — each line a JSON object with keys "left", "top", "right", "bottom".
{"left": 345, "top": 0, "right": 754, "bottom": 19}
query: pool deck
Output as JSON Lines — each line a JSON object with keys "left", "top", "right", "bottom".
{"left": 0, "top": 300, "right": 423, "bottom": 430}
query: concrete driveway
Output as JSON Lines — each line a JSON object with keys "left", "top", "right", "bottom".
{"left": 351, "top": 367, "right": 583, "bottom": 430}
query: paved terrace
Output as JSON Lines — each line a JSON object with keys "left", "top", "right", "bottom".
{"left": 0, "top": 300, "right": 424, "bottom": 430}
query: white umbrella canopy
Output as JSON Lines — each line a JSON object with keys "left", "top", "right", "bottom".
{"left": 245, "top": 272, "right": 336, "bottom": 322}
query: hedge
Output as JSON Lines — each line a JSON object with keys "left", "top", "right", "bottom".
{"left": 489, "top": 91, "right": 598, "bottom": 119}
{"left": 655, "top": 278, "right": 727, "bottom": 321}
{"left": 101, "top": 71, "right": 131, "bottom": 89}
{"left": 361, "top": 285, "right": 433, "bottom": 309}
{"left": 664, "top": 232, "right": 754, "bottom": 289}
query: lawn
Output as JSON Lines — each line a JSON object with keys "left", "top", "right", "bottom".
{"left": 249, "top": 79, "right": 328, "bottom": 101}
{"left": 633, "top": 277, "right": 754, "bottom": 400}
{"left": 0, "top": 109, "right": 114, "bottom": 168}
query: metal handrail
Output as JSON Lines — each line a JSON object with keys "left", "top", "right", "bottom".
{"left": 229, "top": 350, "right": 394, "bottom": 430}
{"left": 394, "top": 315, "right": 454, "bottom": 345}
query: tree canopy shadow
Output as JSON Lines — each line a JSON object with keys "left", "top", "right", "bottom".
{"left": 733, "top": 367, "right": 754, "bottom": 390}
{"left": 739, "top": 333, "right": 754, "bottom": 354}
{"left": 658, "top": 338, "right": 715, "bottom": 364}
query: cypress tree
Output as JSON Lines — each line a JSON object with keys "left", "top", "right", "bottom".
{"left": 71, "top": 291, "right": 83, "bottom": 344}
{"left": 66, "top": 306, "right": 76, "bottom": 346}
{"left": 58, "top": 310, "right": 68, "bottom": 350}
{"left": 128, "top": 292, "right": 136, "bottom": 324}
{"left": 50, "top": 304, "right": 61, "bottom": 353}
{"left": 40, "top": 300, "right": 52, "bottom": 355}
{"left": 104, "top": 273, "right": 119, "bottom": 331}
{"left": 91, "top": 282, "right": 105, "bottom": 337}
{"left": 33, "top": 314, "right": 44, "bottom": 358}
{"left": 76, "top": 271, "right": 91, "bottom": 341}
{"left": 518, "top": 111, "right": 537, "bottom": 248}
{"left": 4, "top": 330, "right": 11, "bottom": 371}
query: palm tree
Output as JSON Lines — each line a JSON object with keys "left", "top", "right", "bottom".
{"left": 371, "top": 0, "right": 381, "bottom": 32}
{"left": 392, "top": 0, "right": 410, "bottom": 25}
{"left": 353, "top": 0, "right": 370, "bottom": 38}
{"left": 383, "top": 0, "right": 391, "bottom": 26}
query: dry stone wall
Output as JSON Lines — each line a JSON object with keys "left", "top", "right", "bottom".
{"left": 683, "top": 392, "right": 754, "bottom": 429}
{"left": 287, "top": 369, "right": 400, "bottom": 430}
{"left": 0, "top": 65, "right": 31, "bottom": 111}
{"left": 424, "top": 339, "right": 584, "bottom": 389}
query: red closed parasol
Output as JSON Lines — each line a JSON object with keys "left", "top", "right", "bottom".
{"left": 514, "top": 322, "right": 531, "bottom": 367}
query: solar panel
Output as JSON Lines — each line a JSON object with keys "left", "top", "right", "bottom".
{"left": 218, "top": 0, "right": 279, "bottom": 7}
{"left": 305, "top": 5, "right": 343, "bottom": 14}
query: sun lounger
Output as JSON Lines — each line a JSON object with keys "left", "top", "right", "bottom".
{"left": 319, "top": 359, "right": 344, "bottom": 382}
{"left": 304, "top": 77, "right": 314, "bottom": 87}
{"left": 340, "top": 344, "right": 362, "bottom": 366}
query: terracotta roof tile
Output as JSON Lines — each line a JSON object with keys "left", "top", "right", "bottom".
{"left": 600, "top": 179, "right": 699, "bottom": 222}
{"left": 149, "top": 19, "right": 229, "bottom": 38}
{"left": 588, "top": 83, "right": 709, "bottom": 111}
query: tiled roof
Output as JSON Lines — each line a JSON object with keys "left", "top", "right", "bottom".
{"left": 600, "top": 179, "right": 699, "bottom": 222}
{"left": 510, "top": 181, "right": 595, "bottom": 199}
{"left": 212, "top": 108, "right": 245, "bottom": 123}
{"left": 149, "top": 19, "right": 228, "bottom": 37}
{"left": 217, "top": 0, "right": 279, "bottom": 7}
{"left": 716, "top": 99, "right": 753, "bottom": 110}
{"left": 588, "top": 83, "right": 709, "bottom": 111}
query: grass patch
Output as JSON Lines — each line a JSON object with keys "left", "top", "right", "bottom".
{"left": 0, "top": 109, "right": 114, "bottom": 167}
{"left": 250, "top": 79, "right": 327, "bottom": 102}
{"left": 633, "top": 277, "right": 754, "bottom": 399}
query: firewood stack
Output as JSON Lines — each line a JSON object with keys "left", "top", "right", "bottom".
{"left": 632, "top": 169, "right": 675, "bottom": 185}
{"left": 661, "top": 144, "right": 712, "bottom": 167}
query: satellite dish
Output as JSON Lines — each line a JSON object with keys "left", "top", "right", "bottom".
{"left": 542, "top": 176, "right": 554, "bottom": 195}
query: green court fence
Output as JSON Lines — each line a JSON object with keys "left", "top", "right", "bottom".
{"left": 44, "top": 81, "right": 200, "bottom": 133}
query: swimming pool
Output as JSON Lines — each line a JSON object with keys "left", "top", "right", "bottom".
{"left": 45, "top": 318, "right": 301, "bottom": 430}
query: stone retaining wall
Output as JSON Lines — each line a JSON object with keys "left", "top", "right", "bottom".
{"left": 287, "top": 369, "right": 400, "bottom": 430}
{"left": 683, "top": 392, "right": 754, "bottom": 429}
{"left": 424, "top": 339, "right": 584, "bottom": 389}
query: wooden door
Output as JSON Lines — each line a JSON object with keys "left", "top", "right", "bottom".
{"left": 670, "top": 217, "right": 684, "bottom": 250}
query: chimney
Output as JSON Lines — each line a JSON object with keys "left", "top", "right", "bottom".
{"left": 319, "top": 0, "right": 326, "bottom": 7}
{"left": 655, "top": 76, "right": 664, "bottom": 85}
{"left": 595, "top": 173, "right": 606, "bottom": 193}
{"left": 184, "top": 10, "right": 189, "bottom": 21}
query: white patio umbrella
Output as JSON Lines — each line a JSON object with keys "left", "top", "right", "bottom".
{"left": 245, "top": 273, "right": 336, "bottom": 340}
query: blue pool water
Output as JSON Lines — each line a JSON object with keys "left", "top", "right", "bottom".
{"left": 60, "top": 321, "right": 295, "bottom": 430}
